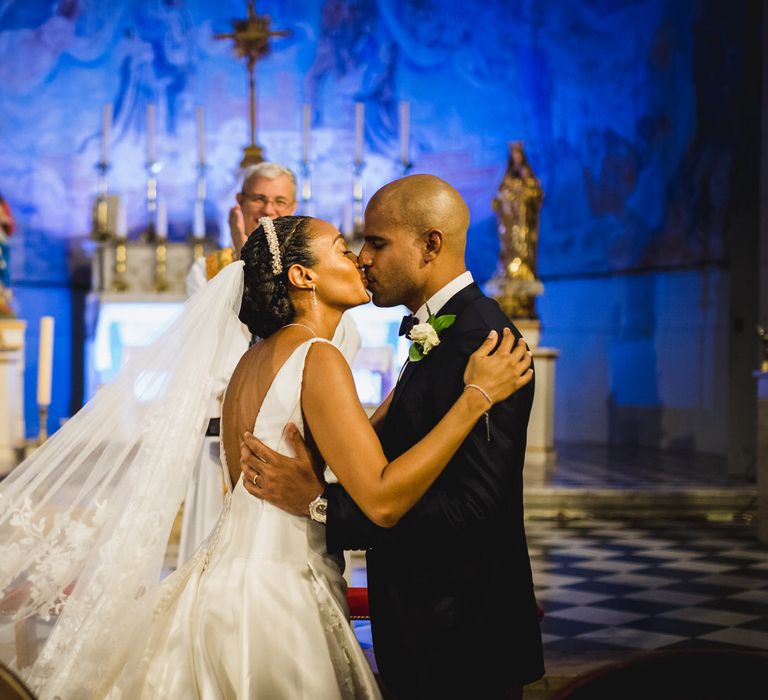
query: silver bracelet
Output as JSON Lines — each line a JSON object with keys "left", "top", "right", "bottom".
{"left": 464, "top": 383, "right": 492, "bottom": 406}
{"left": 463, "top": 384, "right": 492, "bottom": 442}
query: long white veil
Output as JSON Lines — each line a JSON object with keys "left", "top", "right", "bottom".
{"left": 0, "top": 261, "right": 246, "bottom": 698}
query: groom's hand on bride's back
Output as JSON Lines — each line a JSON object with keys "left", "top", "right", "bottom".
{"left": 240, "top": 425, "right": 325, "bottom": 517}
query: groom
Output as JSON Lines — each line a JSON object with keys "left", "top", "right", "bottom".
{"left": 241, "top": 175, "right": 544, "bottom": 698}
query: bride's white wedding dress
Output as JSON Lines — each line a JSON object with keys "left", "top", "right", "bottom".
{"left": 112, "top": 338, "right": 381, "bottom": 699}
{"left": 0, "top": 263, "right": 378, "bottom": 699}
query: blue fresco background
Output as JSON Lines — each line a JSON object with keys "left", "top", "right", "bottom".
{"left": 0, "top": 0, "right": 756, "bottom": 455}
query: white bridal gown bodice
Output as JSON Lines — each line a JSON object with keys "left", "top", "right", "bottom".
{"left": 111, "top": 338, "right": 380, "bottom": 699}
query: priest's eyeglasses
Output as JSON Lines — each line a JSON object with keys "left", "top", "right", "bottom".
{"left": 240, "top": 193, "right": 295, "bottom": 211}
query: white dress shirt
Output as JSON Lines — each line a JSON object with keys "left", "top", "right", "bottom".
{"left": 414, "top": 271, "right": 474, "bottom": 322}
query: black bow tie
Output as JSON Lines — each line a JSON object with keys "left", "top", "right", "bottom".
{"left": 398, "top": 314, "right": 417, "bottom": 337}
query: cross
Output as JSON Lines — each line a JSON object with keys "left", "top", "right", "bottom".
{"left": 214, "top": 1, "right": 290, "bottom": 167}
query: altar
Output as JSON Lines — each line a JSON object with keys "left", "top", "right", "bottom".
{"left": 84, "top": 241, "right": 200, "bottom": 399}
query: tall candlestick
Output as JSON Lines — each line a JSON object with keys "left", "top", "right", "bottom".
{"left": 399, "top": 101, "right": 410, "bottom": 165}
{"left": 343, "top": 202, "right": 353, "bottom": 237}
{"left": 147, "top": 104, "right": 156, "bottom": 163}
{"left": 156, "top": 200, "right": 168, "bottom": 239}
{"left": 354, "top": 102, "right": 365, "bottom": 164}
{"left": 196, "top": 106, "right": 205, "bottom": 164}
{"left": 193, "top": 199, "right": 205, "bottom": 237}
{"left": 101, "top": 104, "right": 112, "bottom": 164}
{"left": 115, "top": 199, "right": 127, "bottom": 238}
{"left": 302, "top": 103, "right": 311, "bottom": 163}
{"left": 37, "top": 316, "right": 54, "bottom": 407}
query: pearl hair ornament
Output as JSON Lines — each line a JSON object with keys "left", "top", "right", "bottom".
{"left": 259, "top": 216, "right": 283, "bottom": 275}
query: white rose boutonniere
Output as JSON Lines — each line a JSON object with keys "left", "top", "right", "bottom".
{"left": 408, "top": 305, "right": 456, "bottom": 362}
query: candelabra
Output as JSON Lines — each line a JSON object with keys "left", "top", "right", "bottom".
{"left": 144, "top": 160, "right": 161, "bottom": 241}
{"left": 37, "top": 405, "right": 48, "bottom": 444}
{"left": 352, "top": 160, "right": 365, "bottom": 242}
{"left": 300, "top": 160, "right": 313, "bottom": 215}
{"left": 192, "top": 161, "right": 207, "bottom": 260}
{"left": 112, "top": 236, "right": 129, "bottom": 292}
{"left": 92, "top": 161, "right": 111, "bottom": 240}
{"left": 154, "top": 239, "right": 169, "bottom": 292}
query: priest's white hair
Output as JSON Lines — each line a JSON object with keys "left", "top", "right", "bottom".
{"left": 242, "top": 162, "right": 297, "bottom": 195}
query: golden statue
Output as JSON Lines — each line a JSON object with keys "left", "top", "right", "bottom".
{"left": 486, "top": 141, "right": 544, "bottom": 320}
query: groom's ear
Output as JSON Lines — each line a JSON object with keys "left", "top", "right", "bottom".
{"left": 286, "top": 264, "right": 314, "bottom": 291}
{"left": 423, "top": 229, "right": 443, "bottom": 262}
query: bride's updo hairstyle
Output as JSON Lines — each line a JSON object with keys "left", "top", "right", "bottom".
{"left": 239, "top": 215, "right": 317, "bottom": 338}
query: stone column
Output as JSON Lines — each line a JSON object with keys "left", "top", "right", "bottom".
{"left": 0, "top": 319, "right": 26, "bottom": 475}
{"left": 526, "top": 347, "right": 559, "bottom": 468}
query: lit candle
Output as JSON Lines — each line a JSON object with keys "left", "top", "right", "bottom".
{"left": 156, "top": 200, "right": 168, "bottom": 239}
{"left": 147, "top": 104, "right": 156, "bottom": 163}
{"left": 302, "top": 103, "right": 311, "bottom": 163}
{"left": 193, "top": 199, "right": 205, "bottom": 237}
{"left": 101, "top": 104, "right": 112, "bottom": 164}
{"left": 115, "top": 199, "right": 127, "bottom": 237}
{"left": 354, "top": 102, "right": 365, "bottom": 164}
{"left": 399, "top": 101, "right": 410, "bottom": 165}
{"left": 196, "top": 106, "right": 205, "bottom": 164}
{"left": 37, "top": 316, "right": 54, "bottom": 407}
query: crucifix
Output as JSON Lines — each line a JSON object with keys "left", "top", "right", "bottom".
{"left": 215, "top": 1, "right": 289, "bottom": 168}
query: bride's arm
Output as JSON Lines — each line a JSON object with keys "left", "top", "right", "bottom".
{"left": 302, "top": 329, "right": 529, "bottom": 528}
{"left": 369, "top": 389, "right": 393, "bottom": 436}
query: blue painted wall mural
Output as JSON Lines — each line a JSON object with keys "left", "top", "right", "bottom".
{"left": 0, "top": 0, "right": 756, "bottom": 450}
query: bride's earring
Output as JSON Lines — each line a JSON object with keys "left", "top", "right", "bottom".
{"left": 311, "top": 284, "right": 318, "bottom": 307}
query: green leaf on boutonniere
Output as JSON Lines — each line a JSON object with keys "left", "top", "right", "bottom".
{"left": 432, "top": 313, "right": 456, "bottom": 333}
{"left": 409, "top": 342, "right": 425, "bottom": 362}
{"left": 407, "top": 308, "right": 457, "bottom": 363}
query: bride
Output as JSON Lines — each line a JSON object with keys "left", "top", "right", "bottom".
{"left": 0, "top": 215, "right": 531, "bottom": 699}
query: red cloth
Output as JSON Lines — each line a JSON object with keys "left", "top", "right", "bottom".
{"left": 346, "top": 587, "right": 370, "bottom": 619}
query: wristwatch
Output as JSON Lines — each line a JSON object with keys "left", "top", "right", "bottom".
{"left": 308, "top": 495, "right": 328, "bottom": 524}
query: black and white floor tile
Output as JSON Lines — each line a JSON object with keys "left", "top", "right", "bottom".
{"left": 351, "top": 518, "right": 768, "bottom": 670}
{"left": 528, "top": 519, "right": 768, "bottom": 656}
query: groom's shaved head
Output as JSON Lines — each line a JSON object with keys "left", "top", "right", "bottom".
{"left": 366, "top": 174, "right": 470, "bottom": 255}
{"left": 360, "top": 174, "right": 471, "bottom": 310}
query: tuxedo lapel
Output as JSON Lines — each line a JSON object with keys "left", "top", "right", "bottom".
{"left": 389, "top": 283, "right": 484, "bottom": 412}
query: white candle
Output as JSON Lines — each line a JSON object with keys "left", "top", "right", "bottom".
{"left": 147, "top": 104, "right": 156, "bottom": 163}
{"left": 101, "top": 104, "right": 112, "bottom": 164}
{"left": 37, "top": 316, "right": 54, "bottom": 407}
{"left": 115, "top": 199, "right": 127, "bottom": 237}
{"left": 196, "top": 106, "right": 205, "bottom": 164}
{"left": 354, "top": 102, "right": 365, "bottom": 164}
{"left": 302, "top": 103, "right": 311, "bottom": 163}
{"left": 193, "top": 199, "right": 205, "bottom": 237}
{"left": 156, "top": 200, "right": 168, "bottom": 239}
{"left": 399, "top": 101, "right": 410, "bottom": 165}
{"left": 342, "top": 202, "right": 353, "bottom": 236}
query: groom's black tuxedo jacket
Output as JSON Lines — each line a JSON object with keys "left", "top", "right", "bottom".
{"left": 324, "top": 283, "right": 544, "bottom": 699}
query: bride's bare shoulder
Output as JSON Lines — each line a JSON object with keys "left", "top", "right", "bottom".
{"left": 303, "top": 340, "right": 353, "bottom": 388}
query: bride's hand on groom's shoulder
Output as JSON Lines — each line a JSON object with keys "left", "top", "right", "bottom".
{"left": 240, "top": 426, "right": 325, "bottom": 517}
{"left": 463, "top": 328, "right": 533, "bottom": 405}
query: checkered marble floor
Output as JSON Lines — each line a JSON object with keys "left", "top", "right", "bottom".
{"left": 350, "top": 518, "right": 768, "bottom": 676}
{"left": 528, "top": 518, "right": 768, "bottom": 658}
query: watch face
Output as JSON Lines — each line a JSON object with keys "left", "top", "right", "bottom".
{"left": 310, "top": 497, "right": 328, "bottom": 523}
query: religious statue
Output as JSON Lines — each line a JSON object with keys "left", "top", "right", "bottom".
{"left": 486, "top": 142, "right": 544, "bottom": 320}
